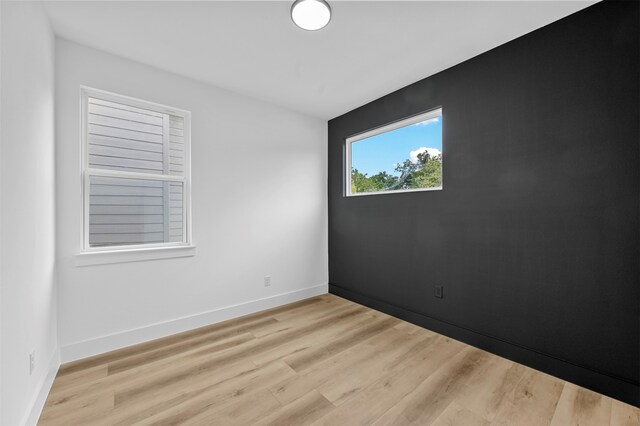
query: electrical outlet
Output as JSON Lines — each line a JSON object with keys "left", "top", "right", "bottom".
{"left": 29, "top": 351, "right": 35, "bottom": 376}
{"left": 264, "top": 276, "right": 271, "bottom": 287}
{"left": 434, "top": 285, "right": 443, "bottom": 299}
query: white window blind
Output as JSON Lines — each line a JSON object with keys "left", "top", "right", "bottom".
{"left": 81, "top": 88, "right": 191, "bottom": 250}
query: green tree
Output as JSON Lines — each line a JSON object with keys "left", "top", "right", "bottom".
{"left": 351, "top": 168, "right": 377, "bottom": 193}
{"left": 389, "top": 159, "right": 419, "bottom": 190}
{"left": 410, "top": 151, "right": 442, "bottom": 189}
{"left": 369, "top": 171, "right": 398, "bottom": 190}
{"left": 351, "top": 150, "right": 441, "bottom": 193}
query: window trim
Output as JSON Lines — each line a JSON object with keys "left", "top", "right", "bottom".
{"left": 345, "top": 108, "right": 443, "bottom": 197}
{"left": 79, "top": 86, "right": 193, "bottom": 255}
{"left": 75, "top": 245, "right": 197, "bottom": 267}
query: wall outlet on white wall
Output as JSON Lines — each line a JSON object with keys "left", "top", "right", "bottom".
{"left": 29, "top": 351, "right": 36, "bottom": 375}
{"left": 264, "top": 276, "right": 271, "bottom": 287}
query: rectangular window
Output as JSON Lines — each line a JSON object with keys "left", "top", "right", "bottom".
{"left": 81, "top": 87, "right": 191, "bottom": 251}
{"left": 346, "top": 108, "right": 442, "bottom": 196}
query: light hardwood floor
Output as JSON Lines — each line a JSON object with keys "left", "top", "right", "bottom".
{"left": 39, "top": 295, "right": 639, "bottom": 425}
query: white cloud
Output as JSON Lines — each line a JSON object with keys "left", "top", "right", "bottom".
{"left": 412, "top": 117, "right": 440, "bottom": 126}
{"left": 409, "top": 147, "right": 441, "bottom": 163}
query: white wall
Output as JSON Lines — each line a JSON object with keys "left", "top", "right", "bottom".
{"left": 0, "top": 2, "right": 58, "bottom": 425}
{"left": 56, "top": 40, "right": 328, "bottom": 359}
{"left": 1, "top": 3, "right": 3, "bottom": 421}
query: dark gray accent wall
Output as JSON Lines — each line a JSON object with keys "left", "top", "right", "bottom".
{"left": 328, "top": 0, "right": 639, "bottom": 406}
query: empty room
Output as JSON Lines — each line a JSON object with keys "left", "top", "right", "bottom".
{"left": 0, "top": 0, "right": 638, "bottom": 425}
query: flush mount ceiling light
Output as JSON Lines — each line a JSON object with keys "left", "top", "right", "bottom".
{"left": 291, "top": 0, "right": 332, "bottom": 31}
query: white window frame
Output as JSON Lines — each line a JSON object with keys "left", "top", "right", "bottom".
{"left": 345, "top": 108, "right": 443, "bottom": 197}
{"left": 78, "top": 86, "right": 193, "bottom": 261}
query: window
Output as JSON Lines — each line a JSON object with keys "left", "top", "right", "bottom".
{"left": 346, "top": 108, "right": 442, "bottom": 196}
{"left": 81, "top": 87, "right": 191, "bottom": 251}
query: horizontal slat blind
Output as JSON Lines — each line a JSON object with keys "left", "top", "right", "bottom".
{"left": 169, "top": 116, "right": 185, "bottom": 176}
{"left": 169, "top": 183, "right": 183, "bottom": 242}
{"left": 88, "top": 98, "right": 165, "bottom": 174}
{"left": 85, "top": 94, "right": 187, "bottom": 248}
{"left": 89, "top": 176, "right": 163, "bottom": 246}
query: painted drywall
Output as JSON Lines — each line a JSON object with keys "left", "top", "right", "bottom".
{"left": 56, "top": 40, "right": 328, "bottom": 357}
{"left": 328, "top": 0, "right": 639, "bottom": 405}
{"left": 42, "top": 1, "right": 595, "bottom": 119}
{"left": 0, "top": 2, "right": 58, "bottom": 424}
{"left": 1, "top": 2, "right": 3, "bottom": 421}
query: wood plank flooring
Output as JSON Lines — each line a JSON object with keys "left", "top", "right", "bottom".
{"left": 39, "top": 295, "right": 639, "bottom": 425}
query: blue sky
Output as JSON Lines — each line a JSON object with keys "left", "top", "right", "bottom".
{"left": 351, "top": 117, "right": 442, "bottom": 176}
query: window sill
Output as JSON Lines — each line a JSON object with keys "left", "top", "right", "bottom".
{"left": 75, "top": 245, "right": 196, "bottom": 267}
{"left": 346, "top": 186, "right": 443, "bottom": 197}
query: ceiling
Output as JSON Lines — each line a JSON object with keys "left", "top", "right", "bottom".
{"left": 43, "top": 1, "right": 596, "bottom": 119}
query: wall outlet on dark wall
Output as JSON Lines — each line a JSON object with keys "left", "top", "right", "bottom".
{"left": 434, "top": 285, "right": 443, "bottom": 299}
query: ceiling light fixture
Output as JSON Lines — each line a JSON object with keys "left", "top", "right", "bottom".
{"left": 291, "top": 0, "right": 332, "bottom": 31}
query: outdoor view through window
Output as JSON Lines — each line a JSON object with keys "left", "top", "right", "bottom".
{"left": 348, "top": 109, "right": 442, "bottom": 195}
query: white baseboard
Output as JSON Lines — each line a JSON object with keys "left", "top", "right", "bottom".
{"left": 23, "top": 349, "right": 60, "bottom": 426}
{"left": 60, "top": 283, "right": 328, "bottom": 363}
